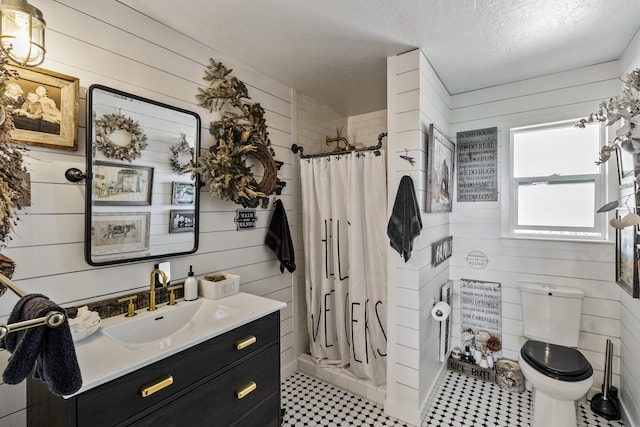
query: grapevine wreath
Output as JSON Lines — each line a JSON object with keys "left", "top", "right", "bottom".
{"left": 169, "top": 134, "right": 194, "bottom": 174}
{"left": 188, "top": 59, "right": 277, "bottom": 209}
{"left": 94, "top": 112, "right": 148, "bottom": 162}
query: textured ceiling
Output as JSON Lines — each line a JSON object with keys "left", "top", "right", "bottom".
{"left": 122, "top": 0, "right": 640, "bottom": 116}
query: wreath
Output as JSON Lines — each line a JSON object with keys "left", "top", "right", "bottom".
{"left": 169, "top": 134, "right": 194, "bottom": 174}
{"left": 94, "top": 112, "right": 148, "bottom": 162}
{"left": 195, "top": 124, "right": 277, "bottom": 208}
{"left": 189, "top": 59, "right": 278, "bottom": 208}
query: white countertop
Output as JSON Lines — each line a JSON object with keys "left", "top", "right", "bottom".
{"left": 67, "top": 292, "right": 286, "bottom": 398}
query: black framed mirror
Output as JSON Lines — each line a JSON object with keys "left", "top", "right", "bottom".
{"left": 85, "top": 85, "right": 201, "bottom": 266}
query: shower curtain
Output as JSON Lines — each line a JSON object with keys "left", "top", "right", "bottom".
{"left": 300, "top": 150, "right": 387, "bottom": 385}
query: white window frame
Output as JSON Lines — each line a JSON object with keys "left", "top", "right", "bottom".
{"left": 506, "top": 119, "right": 608, "bottom": 241}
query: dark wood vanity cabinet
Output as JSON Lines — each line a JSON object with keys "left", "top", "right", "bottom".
{"left": 27, "top": 311, "right": 281, "bottom": 427}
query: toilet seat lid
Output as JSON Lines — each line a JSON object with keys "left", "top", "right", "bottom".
{"left": 521, "top": 340, "right": 593, "bottom": 382}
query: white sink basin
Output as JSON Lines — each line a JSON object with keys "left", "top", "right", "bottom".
{"left": 70, "top": 293, "right": 286, "bottom": 397}
{"left": 102, "top": 299, "right": 203, "bottom": 344}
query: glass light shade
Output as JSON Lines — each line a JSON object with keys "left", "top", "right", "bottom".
{"left": 0, "top": 0, "right": 45, "bottom": 66}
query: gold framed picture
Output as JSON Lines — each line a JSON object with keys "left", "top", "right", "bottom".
{"left": 6, "top": 65, "right": 79, "bottom": 150}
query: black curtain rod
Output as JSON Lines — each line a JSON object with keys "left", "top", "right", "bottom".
{"left": 291, "top": 132, "right": 387, "bottom": 159}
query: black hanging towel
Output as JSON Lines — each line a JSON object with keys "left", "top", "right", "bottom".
{"left": 387, "top": 175, "right": 422, "bottom": 262}
{"left": 1, "top": 294, "right": 82, "bottom": 396}
{"left": 265, "top": 199, "right": 296, "bottom": 273}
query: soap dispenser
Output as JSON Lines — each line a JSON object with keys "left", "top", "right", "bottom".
{"left": 184, "top": 265, "right": 198, "bottom": 301}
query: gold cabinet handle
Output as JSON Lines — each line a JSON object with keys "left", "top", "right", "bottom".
{"left": 140, "top": 375, "right": 173, "bottom": 398}
{"left": 236, "top": 381, "right": 256, "bottom": 399}
{"left": 235, "top": 335, "right": 257, "bottom": 350}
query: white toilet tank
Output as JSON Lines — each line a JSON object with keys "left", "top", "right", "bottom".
{"left": 519, "top": 282, "right": 584, "bottom": 347}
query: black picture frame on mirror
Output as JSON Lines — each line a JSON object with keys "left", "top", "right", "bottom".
{"left": 92, "top": 161, "right": 154, "bottom": 206}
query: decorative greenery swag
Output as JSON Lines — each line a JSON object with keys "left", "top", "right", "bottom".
{"left": 188, "top": 59, "right": 277, "bottom": 209}
{"left": 0, "top": 54, "right": 29, "bottom": 259}
{"left": 578, "top": 68, "right": 640, "bottom": 164}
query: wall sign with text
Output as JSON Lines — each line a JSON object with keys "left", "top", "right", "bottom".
{"left": 456, "top": 127, "right": 498, "bottom": 202}
{"left": 460, "top": 279, "right": 502, "bottom": 359}
{"left": 432, "top": 236, "right": 453, "bottom": 267}
{"left": 235, "top": 209, "right": 257, "bottom": 230}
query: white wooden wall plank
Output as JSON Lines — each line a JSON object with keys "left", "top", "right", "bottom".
{"left": 451, "top": 61, "right": 621, "bottom": 108}
{"left": 386, "top": 48, "right": 453, "bottom": 426}
{"left": 0, "top": 381, "right": 25, "bottom": 418}
{"left": 0, "top": 411, "right": 25, "bottom": 427}
{"left": 1, "top": 1, "right": 295, "bottom": 421}
{"left": 449, "top": 48, "right": 630, "bottom": 407}
{"left": 452, "top": 80, "right": 621, "bottom": 124}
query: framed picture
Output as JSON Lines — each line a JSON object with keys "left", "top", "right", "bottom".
{"left": 169, "top": 210, "right": 195, "bottom": 233}
{"left": 92, "top": 161, "right": 154, "bottom": 206}
{"left": 427, "top": 124, "right": 455, "bottom": 213}
{"left": 616, "top": 182, "right": 640, "bottom": 298}
{"left": 90, "top": 212, "right": 150, "bottom": 256}
{"left": 171, "top": 182, "right": 195, "bottom": 205}
{"left": 616, "top": 139, "right": 640, "bottom": 184}
{"left": 439, "top": 280, "right": 453, "bottom": 362}
{"left": 6, "top": 65, "right": 79, "bottom": 150}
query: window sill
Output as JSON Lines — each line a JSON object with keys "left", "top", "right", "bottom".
{"left": 500, "top": 234, "right": 614, "bottom": 245}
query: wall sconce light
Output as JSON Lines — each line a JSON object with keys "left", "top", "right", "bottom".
{"left": 0, "top": 0, "right": 45, "bottom": 66}
{"left": 65, "top": 168, "right": 86, "bottom": 183}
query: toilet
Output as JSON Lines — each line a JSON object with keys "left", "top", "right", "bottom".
{"left": 518, "top": 282, "right": 593, "bottom": 427}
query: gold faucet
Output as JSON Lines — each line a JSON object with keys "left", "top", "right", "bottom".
{"left": 148, "top": 269, "right": 167, "bottom": 311}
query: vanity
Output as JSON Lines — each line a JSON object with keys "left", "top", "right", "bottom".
{"left": 27, "top": 292, "right": 285, "bottom": 427}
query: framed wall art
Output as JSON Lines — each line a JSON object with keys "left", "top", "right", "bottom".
{"left": 90, "top": 212, "right": 150, "bottom": 257}
{"left": 171, "top": 182, "right": 195, "bottom": 205}
{"left": 616, "top": 141, "right": 640, "bottom": 184}
{"left": 7, "top": 65, "right": 79, "bottom": 150}
{"left": 427, "top": 124, "right": 455, "bottom": 213}
{"left": 615, "top": 181, "right": 640, "bottom": 298}
{"left": 92, "top": 161, "right": 154, "bottom": 206}
{"left": 169, "top": 210, "right": 195, "bottom": 233}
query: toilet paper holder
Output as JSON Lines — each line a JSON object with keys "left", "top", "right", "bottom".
{"left": 431, "top": 300, "right": 451, "bottom": 321}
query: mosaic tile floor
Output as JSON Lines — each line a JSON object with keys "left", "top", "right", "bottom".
{"left": 282, "top": 371, "right": 409, "bottom": 426}
{"left": 281, "top": 370, "right": 626, "bottom": 427}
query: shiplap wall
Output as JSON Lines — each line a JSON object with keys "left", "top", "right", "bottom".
{"left": 619, "top": 29, "right": 640, "bottom": 427}
{"left": 449, "top": 59, "right": 625, "bottom": 407}
{"left": 0, "top": 1, "right": 294, "bottom": 425}
{"left": 385, "top": 49, "right": 452, "bottom": 426}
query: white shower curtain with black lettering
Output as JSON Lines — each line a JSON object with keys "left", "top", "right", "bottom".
{"left": 300, "top": 150, "right": 387, "bottom": 385}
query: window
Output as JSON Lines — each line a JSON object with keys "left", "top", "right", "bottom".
{"left": 509, "top": 120, "right": 606, "bottom": 240}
